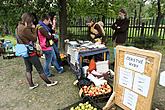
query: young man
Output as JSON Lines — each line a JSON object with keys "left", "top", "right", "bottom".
{"left": 37, "top": 14, "right": 64, "bottom": 77}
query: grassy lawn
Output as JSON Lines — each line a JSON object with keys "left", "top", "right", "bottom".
{"left": 0, "top": 35, "right": 17, "bottom": 45}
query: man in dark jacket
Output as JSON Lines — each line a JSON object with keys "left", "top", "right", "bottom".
{"left": 112, "top": 9, "right": 130, "bottom": 46}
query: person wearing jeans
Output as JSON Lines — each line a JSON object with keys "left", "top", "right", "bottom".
{"left": 37, "top": 14, "right": 64, "bottom": 77}
{"left": 43, "top": 48, "right": 63, "bottom": 77}
{"left": 48, "top": 14, "right": 61, "bottom": 65}
{"left": 16, "top": 12, "right": 58, "bottom": 90}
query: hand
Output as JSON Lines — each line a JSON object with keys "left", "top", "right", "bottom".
{"left": 24, "top": 22, "right": 28, "bottom": 27}
{"left": 31, "top": 24, "right": 35, "bottom": 28}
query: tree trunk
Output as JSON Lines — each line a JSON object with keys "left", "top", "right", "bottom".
{"left": 58, "top": 0, "right": 67, "bottom": 52}
{"left": 138, "top": 2, "right": 142, "bottom": 25}
{"left": 153, "top": 0, "right": 163, "bottom": 38}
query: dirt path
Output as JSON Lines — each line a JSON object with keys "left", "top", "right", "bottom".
{"left": 0, "top": 56, "right": 164, "bottom": 110}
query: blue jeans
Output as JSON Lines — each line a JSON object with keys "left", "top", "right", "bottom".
{"left": 43, "top": 48, "right": 61, "bottom": 77}
{"left": 52, "top": 43, "right": 62, "bottom": 65}
{"left": 52, "top": 43, "right": 60, "bottom": 58}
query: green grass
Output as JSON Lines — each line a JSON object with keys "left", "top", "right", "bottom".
{"left": 67, "top": 27, "right": 165, "bottom": 40}
{"left": 0, "top": 35, "right": 17, "bottom": 45}
{"left": 153, "top": 45, "right": 165, "bottom": 56}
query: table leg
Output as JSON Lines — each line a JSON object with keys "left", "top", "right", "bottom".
{"left": 104, "top": 52, "right": 106, "bottom": 61}
{"left": 80, "top": 56, "right": 82, "bottom": 67}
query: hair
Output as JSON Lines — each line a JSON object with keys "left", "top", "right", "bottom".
{"left": 21, "top": 12, "right": 34, "bottom": 26}
{"left": 119, "top": 8, "right": 127, "bottom": 16}
{"left": 31, "top": 13, "right": 38, "bottom": 26}
{"left": 48, "top": 12, "right": 56, "bottom": 22}
{"left": 41, "top": 14, "right": 51, "bottom": 21}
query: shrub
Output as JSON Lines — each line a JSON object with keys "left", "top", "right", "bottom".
{"left": 134, "top": 36, "right": 159, "bottom": 49}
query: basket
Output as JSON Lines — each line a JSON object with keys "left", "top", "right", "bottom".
{"left": 80, "top": 84, "right": 113, "bottom": 103}
{"left": 62, "top": 97, "right": 102, "bottom": 110}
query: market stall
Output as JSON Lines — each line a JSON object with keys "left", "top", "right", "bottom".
{"left": 65, "top": 40, "right": 110, "bottom": 79}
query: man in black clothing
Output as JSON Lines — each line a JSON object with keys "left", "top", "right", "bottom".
{"left": 111, "top": 9, "right": 130, "bottom": 46}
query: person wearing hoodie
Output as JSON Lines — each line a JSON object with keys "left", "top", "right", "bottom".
{"left": 16, "top": 12, "right": 58, "bottom": 90}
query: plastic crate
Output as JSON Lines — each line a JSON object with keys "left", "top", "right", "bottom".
{"left": 62, "top": 97, "right": 102, "bottom": 110}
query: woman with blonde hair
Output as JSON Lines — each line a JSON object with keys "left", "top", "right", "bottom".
{"left": 16, "top": 12, "right": 58, "bottom": 90}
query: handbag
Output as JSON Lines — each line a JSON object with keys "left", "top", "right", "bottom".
{"left": 15, "top": 44, "right": 29, "bottom": 57}
{"left": 15, "top": 28, "right": 29, "bottom": 58}
{"left": 26, "top": 44, "right": 35, "bottom": 54}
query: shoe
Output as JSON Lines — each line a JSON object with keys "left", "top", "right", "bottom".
{"left": 46, "top": 81, "right": 58, "bottom": 87}
{"left": 58, "top": 67, "right": 64, "bottom": 74}
{"left": 41, "top": 55, "right": 45, "bottom": 59}
{"left": 73, "top": 80, "right": 79, "bottom": 85}
{"left": 48, "top": 74, "right": 55, "bottom": 77}
{"left": 29, "top": 84, "right": 39, "bottom": 90}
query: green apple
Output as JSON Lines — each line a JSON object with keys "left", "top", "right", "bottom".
{"left": 70, "top": 107, "right": 74, "bottom": 110}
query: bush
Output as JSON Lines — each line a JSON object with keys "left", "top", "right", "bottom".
{"left": 134, "top": 36, "right": 159, "bottom": 49}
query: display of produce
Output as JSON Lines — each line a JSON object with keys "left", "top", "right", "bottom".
{"left": 81, "top": 83, "right": 112, "bottom": 97}
{"left": 70, "top": 101, "right": 97, "bottom": 110}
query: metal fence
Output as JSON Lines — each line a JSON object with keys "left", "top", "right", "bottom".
{"left": 67, "top": 17, "right": 165, "bottom": 44}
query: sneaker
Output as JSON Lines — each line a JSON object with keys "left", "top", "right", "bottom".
{"left": 58, "top": 67, "right": 64, "bottom": 74}
{"left": 29, "top": 84, "right": 39, "bottom": 90}
{"left": 46, "top": 81, "right": 58, "bottom": 87}
{"left": 41, "top": 55, "right": 45, "bottom": 59}
{"left": 73, "top": 80, "right": 79, "bottom": 85}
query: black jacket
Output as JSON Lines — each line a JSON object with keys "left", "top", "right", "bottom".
{"left": 112, "top": 18, "right": 130, "bottom": 44}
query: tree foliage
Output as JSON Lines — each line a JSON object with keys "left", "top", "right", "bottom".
{"left": 0, "top": 0, "right": 59, "bottom": 33}
{"left": 0, "top": 0, "right": 164, "bottom": 34}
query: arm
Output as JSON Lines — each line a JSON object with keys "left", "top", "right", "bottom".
{"left": 38, "top": 27, "right": 53, "bottom": 40}
{"left": 111, "top": 21, "right": 118, "bottom": 30}
{"left": 23, "top": 27, "right": 37, "bottom": 42}
{"left": 116, "top": 19, "right": 130, "bottom": 32}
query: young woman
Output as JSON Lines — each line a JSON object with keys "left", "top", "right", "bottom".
{"left": 16, "top": 12, "right": 58, "bottom": 90}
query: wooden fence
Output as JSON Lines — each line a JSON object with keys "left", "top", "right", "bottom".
{"left": 66, "top": 17, "right": 165, "bottom": 44}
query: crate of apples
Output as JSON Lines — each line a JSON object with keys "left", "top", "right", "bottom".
{"left": 62, "top": 97, "right": 101, "bottom": 110}
{"left": 81, "top": 83, "right": 112, "bottom": 97}
{"left": 70, "top": 101, "right": 98, "bottom": 110}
